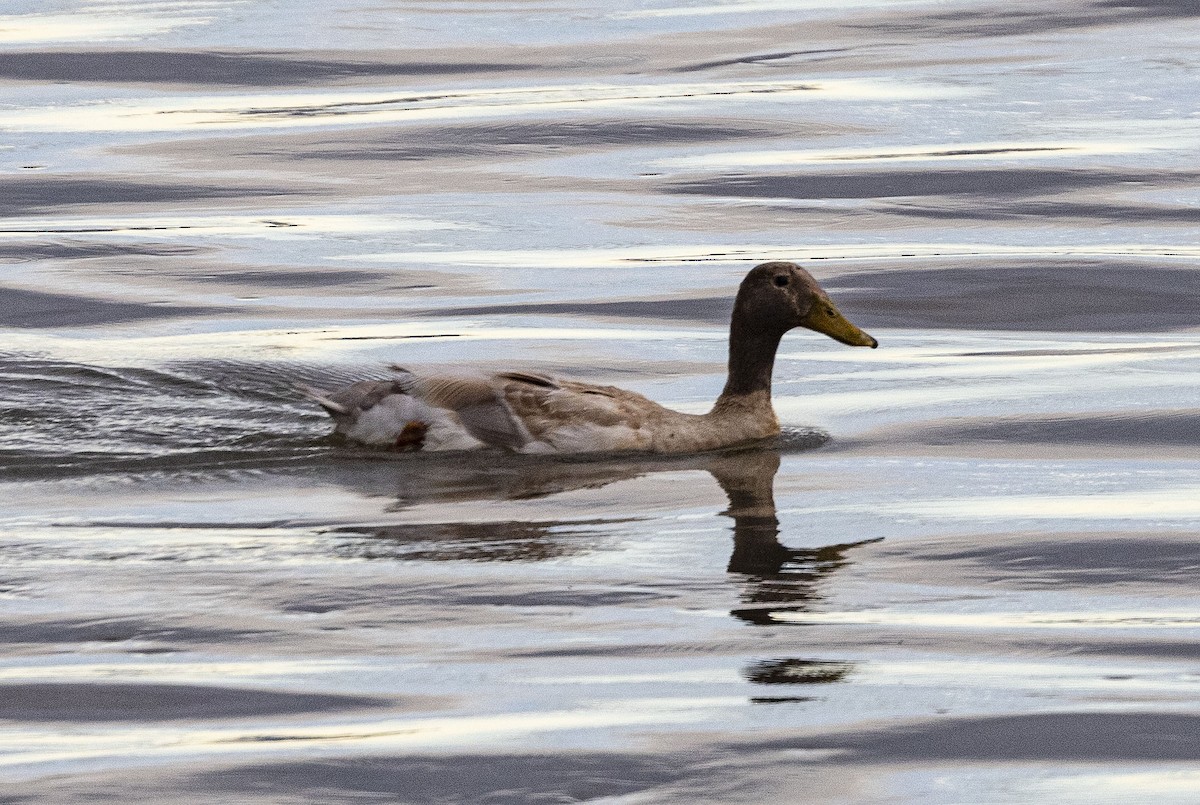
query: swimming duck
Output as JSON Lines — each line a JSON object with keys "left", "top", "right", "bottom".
{"left": 302, "top": 261, "right": 877, "bottom": 454}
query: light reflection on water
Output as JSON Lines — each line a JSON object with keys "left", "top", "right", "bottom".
{"left": 348, "top": 243, "right": 1200, "bottom": 268}
{"left": 0, "top": 214, "right": 462, "bottom": 238}
{"left": 0, "top": 6, "right": 217, "bottom": 44}
{"left": 3, "top": 0, "right": 1200, "bottom": 800}
{"left": 0, "top": 697, "right": 741, "bottom": 777}
{"left": 777, "top": 611, "right": 1200, "bottom": 630}
{"left": 654, "top": 140, "right": 1150, "bottom": 168}
{"left": 893, "top": 489, "right": 1200, "bottom": 520}
{"left": 0, "top": 79, "right": 962, "bottom": 133}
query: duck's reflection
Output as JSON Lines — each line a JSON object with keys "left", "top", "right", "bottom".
{"left": 709, "top": 450, "right": 879, "bottom": 625}
{"left": 330, "top": 520, "right": 587, "bottom": 562}
{"left": 327, "top": 439, "right": 876, "bottom": 611}
{"left": 323, "top": 453, "right": 654, "bottom": 562}
{"left": 327, "top": 443, "right": 869, "bottom": 699}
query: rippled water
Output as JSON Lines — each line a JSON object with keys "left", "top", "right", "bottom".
{"left": 2, "top": 1, "right": 1199, "bottom": 802}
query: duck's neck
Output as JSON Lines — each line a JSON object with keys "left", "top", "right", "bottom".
{"left": 717, "top": 315, "right": 786, "bottom": 402}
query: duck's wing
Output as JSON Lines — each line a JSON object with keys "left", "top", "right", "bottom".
{"left": 499, "top": 376, "right": 662, "bottom": 453}
{"left": 391, "top": 367, "right": 533, "bottom": 450}
{"left": 392, "top": 367, "right": 663, "bottom": 453}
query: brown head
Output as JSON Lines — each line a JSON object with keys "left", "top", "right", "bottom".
{"left": 733, "top": 261, "right": 877, "bottom": 348}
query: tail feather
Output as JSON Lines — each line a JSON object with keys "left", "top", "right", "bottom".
{"left": 297, "top": 384, "right": 351, "bottom": 415}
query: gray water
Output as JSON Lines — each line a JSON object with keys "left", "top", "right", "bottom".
{"left": 2, "top": 1, "right": 1199, "bottom": 802}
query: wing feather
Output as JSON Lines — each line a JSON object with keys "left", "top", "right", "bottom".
{"left": 394, "top": 371, "right": 497, "bottom": 409}
{"left": 390, "top": 368, "right": 533, "bottom": 449}
{"left": 383, "top": 367, "right": 670, "bottom": 452}
{"left": 457, "top": 402, "right": 528, "bottom": 449}
{"left": 496, "top": 371, "right": 558, "bottom": 389}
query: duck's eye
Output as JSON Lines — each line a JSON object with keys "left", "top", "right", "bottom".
{"left": 773, "top": 275, "right": 789, "bottom": 287}
{"left": 825, "top": 306, "right": 836, "bottom": 317}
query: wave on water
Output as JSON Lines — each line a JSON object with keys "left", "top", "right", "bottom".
{"left": 0, "top": 354, "right": 380, "bottom": 479}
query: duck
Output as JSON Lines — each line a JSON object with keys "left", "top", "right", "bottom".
{"left": 301, "top": 261, "right": 877, "bottom": 454}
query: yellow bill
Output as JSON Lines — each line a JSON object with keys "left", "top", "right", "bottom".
{"left": 800, "top": 298, "right": 878, "bottom": 348}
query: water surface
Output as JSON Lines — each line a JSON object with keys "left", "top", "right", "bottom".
{"left": 1, "top": 0, "right": 1199, "bottom": 802}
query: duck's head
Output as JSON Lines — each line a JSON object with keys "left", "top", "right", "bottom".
{"left": 736, "top": 261, "right": 877, "bottom": 348}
